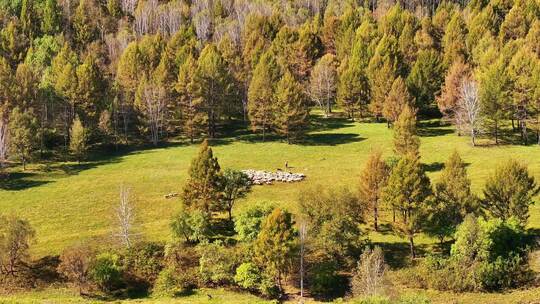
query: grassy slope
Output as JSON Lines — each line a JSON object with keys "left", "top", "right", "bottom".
{"left": 1, "top": 117, "right": 540, "bottom": 302}
{"left": 1, "top": 118, "right": 539, "bottom": 256}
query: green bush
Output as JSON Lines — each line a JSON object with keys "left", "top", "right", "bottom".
{"left": 153, "top": 267, "right": 181, "bottom": 297}
{"left": 234, "top": 203, "right": 274, "bottom": 242}
{"left": 234, "top": 262, "right": 262, "bottom": 290}
{"left": 90, "top": 252, "right": 123, "bottom": 292}
{"left": 124, "top": 242, "right": 164, "bottom": 283}
{"left": 197, "top": 241, "right": 237, "bottom": 286}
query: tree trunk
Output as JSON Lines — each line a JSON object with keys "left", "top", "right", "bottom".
{"left": 471, "top": 128, "right": 475, "bottom": 146}
{"left": 409, "top": 235, "right": 416, "bottom": 259}
{"left": 495, "top": 121, "right": 499, "bottom": 145}
{"left": 373, "top": 206, "right": 378, "bottom": 231}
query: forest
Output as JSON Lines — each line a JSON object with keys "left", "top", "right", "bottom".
{"left": 0, "top": 0, "right": 540, "bottom": 303}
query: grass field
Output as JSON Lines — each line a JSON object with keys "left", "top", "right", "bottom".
{"left": 1, "top": 115, "right": 540, "bottom": 303}
{"left": 1, "top": 116, "right": 540, "bottom": 256}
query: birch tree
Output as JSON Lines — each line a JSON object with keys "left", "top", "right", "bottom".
{"left": 114, "top": 185, "right": 137, "bottom": 248}
{"left": 135, "top": 77, "right": 167, "bottom": 146}
{"left": 456, "top": 79, "right": 481, "bottom": 146}
{"left": 310, "top": 54, "right": 337, "bottom": 117}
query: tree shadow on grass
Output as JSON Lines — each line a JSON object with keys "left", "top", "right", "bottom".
{"left": 0, "top": 172, "right": 50, "bottom": 191}
{"left": 422, "top": 162, "right": 444, "bottom": 173}
{"left": 374, "top": 242, "right": 429, "bottom": 269}
{"left": 417, "top": 126, "right": 454, "bottom": 137}
{"left": 300, "top": 133, "right": 365, "bottom": 146}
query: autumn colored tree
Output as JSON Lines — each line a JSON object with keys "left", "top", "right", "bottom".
{"left": 8, "top": 107, "right": 38, "bottom": 170}
{"left": 382, "top": 77, "right": 413, "bottom": 127}
{"left": 382, "top": 155, "right": 432, "bottom": 258}
{"left": 69, "top": 116, "right": 87, "bottom": 163}
{"left": 176, "top": 55, "right": 206, "bottom": 143}
{"left": 393, "top": 105, "right": 420, "bottom": 157}
{"left": 358, "top": 150, "right": 389, "bottom": 231}
{"left": 437, "top": 60, "right": 471, "bottom": 119}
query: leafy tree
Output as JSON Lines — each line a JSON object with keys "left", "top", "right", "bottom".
{"left": 0, "top": 216, "right": 35, "bottom": 276}
{"left": 383, "top": 77, "right": 413, "bottom": 127}
{"left": 234, "top": 262, "right": 262, "bottom": 291}
{"left": 310, "top": 54, "right": 337, "bottom": 117}
{"left": 482, "top": 159, "right": 539, "bottom": 225}
{"left": 234, "top": 203, "right": 275, "bottom": 243}
{"left": 171, "top": 209, "right": 212, "bottom": 243}
{"left": 248, "top": 52, "right": 280, "bottom": 141}
{"left": 426, "top": 151, "right": 477, "bottom": 243}
{"left": 90, "top": 252, "right": 123, "bottom": 292}
{"left": 382, "top": 156, "right": 432, "bottom": 258}
{"left": 8, "top": 107, "right": 38, "bottom": 170}
{"left": 393, "top": 105, "right": 420, "bottom": 157}
{"left": 358, "top": 150, "right": 389, "bottom": 231}
{"left": 197, "top": 241, "right": 236, "bottom": 286}
{"left": 181, "top": 140, "right": 222, "bottom": 214}
{"left": 69, "top": 116, "right": 87, "bottom": 164}
{"left": 254, "top": 208, "right": 296, "bottom": 294}
{"left": 273, "top": 71, "right": 309, "bottom": 143}
{"left": 299, "top": 186, "right": 365, "bottom": 265}
{"left": 220, "top": 169, "right": 251, "bottom": 221}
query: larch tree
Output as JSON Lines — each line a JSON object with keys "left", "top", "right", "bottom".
{"left": 176, "top": 55, "right": 206, "bottom": 143}
{"left": 358, "top": 150, "right": 389, "bottom": 231}
{"left": 69, "top": 116, "right": 87, "bottom": 164}
{"left": 41, "top": 0, "right": 61, "bottom": 35}
{"left": 8, "top": 107, "right": 38, "bottom": 170}
{"left": 437, "top": 60, "right": 471, "bottom": 122}
{"left": 427, "top": 151, "right": 477, "bottom": 243}
{"left": 382, "top": 155, "right": 432, "bottom": 259}
{"left": 441, "top": 12, "right": 468, "bottom": 67}
{"left": 182, "top": 140, "right": 222, "bottom": 215}
{"left": 406, "top": 49, "right": 444, "bottom": 112}
{"left": 482, "top": 159, "right": 539, "bottom": 226}
{"left": 310, "top": 53, "right": 337, "bottom": 117}
{"left": 369, "top": 60, "right": 396, "bottom": 121}
{"left": 382, "top": 77, "right": 413, "bottom": 127}
{"left": 337, "top": 58, "right": 370, "bottom": 120}
{"left": 478, "top": 56, "right": 511, "bottom": 145}
{"left": 248, "top": 52, "right": 280, "bottom": 141}
{"left": 194, "top": 44, "right": 232, "bottom": 139}
{"left": 393, "top": 105, "right": 420, "bottom": 157}
{"left": 274, "top": 71, "right": 310, "bottom": 143}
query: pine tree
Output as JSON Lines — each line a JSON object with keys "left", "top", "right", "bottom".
{"left": 383, "top": 77, "right": 413, "bottom": 127}
{"left": 69, "top": 116, "right": 87, "bottom": 164}
{"left": 273, "top": 72, "right": 309, "bottom": 144}
{"left": 182, "top": 140, "right": 222, "bottom": 214}
{"left": 254, "top": 208, "right": 296, "bottom": 294}
{"left": 427, "top": 151, "right": 477, "bottom": 243}
{"left": 248, "top": 52, "right": 280, "bottom": 141}
{"left": 382, "top": 155, "right": 432, "bottom": 258}
{"left": 393, "top": 105, "right": 420, "bottom": 157}
{"left": 8, "top": 107, "right": 38, "bottom": 170}
{"left": 358, "top": 150, "right": 389, "bottom": 231}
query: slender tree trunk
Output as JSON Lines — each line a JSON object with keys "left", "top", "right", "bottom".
{"left": 373, "top": 205, "right": 378, "bottom": 231}
{"left": 409, "top": 235, "right": 416, "bottom": 259}
{"left": 471, "top": 128, "right": 475, "bottom": 146}
{"left": 495, "top": 120, "right": 499, "bottom": 145}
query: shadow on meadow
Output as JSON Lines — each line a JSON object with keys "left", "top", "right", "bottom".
{"left": 0, "top": 171, "right": 51, "bottom": 191}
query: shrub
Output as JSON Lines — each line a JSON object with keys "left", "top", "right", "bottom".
{"left": 171, "top": 209, "right": 211, "bottom": 243}
{"left": 351, "top": 247, "right": 387, "bottom": 297}
{"left": 153, "top": 267, "right": 181, "bottom": 297}
{"left": 234, "top": 262, "right": 262, "bottom": 290}
{"left": 123, "top": 242, "right": 164, "bottom": 283}
{"left": 90, "top": 252, "right": 123, "bottom": 292}
{"left": 58, "top": 246, "right": 94, "bottom": 294}
{"left": 197, "top": 241, "right": 236, "bottom": 286}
